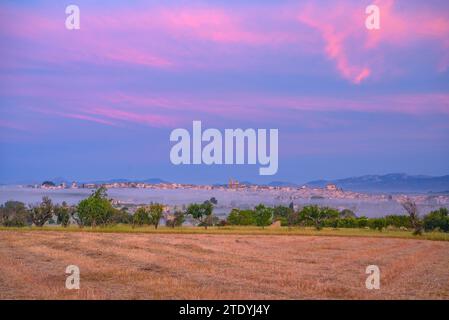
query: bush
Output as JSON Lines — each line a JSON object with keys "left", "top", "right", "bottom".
{"left": 423, "top": 208, "right": 449, "bottom": 232}
{"left": 337, "top": 217, "right": 359, "bottom": 228}
{"left": 368, "top": 218, "right": 386, "bottom": 231}
{"left": 227, "top": 209, "right": 256, "bottom": 225}
{"left": 384, "top": 215, "right": 411, "bottom": 229}
{"left": 357, "top": 216, "right": 368, "bottom": 228}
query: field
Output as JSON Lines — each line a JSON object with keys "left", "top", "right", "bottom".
{"left": 1, "top": 229, "right": 449, "bottom": 299}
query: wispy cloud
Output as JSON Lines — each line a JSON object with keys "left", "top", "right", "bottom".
{"left": 1, "top": 1, "right": 448, "bottom": 82}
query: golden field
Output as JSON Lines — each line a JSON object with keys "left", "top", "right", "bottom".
{"left": 0, "top": 229, "right": 448, "bottom": 299}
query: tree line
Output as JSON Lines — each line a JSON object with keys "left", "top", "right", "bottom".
{"left": 227, "top": 201, "right": 449, "bottom": 234}
{"left": 0, "top": 187, "right": 448, "bottom": 234}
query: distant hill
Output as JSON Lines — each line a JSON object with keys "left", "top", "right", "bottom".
{"left": 306, "top": 173, "right": 449, "bottom": 193}
{"left": 267, "top": 181, "right": 298, "bottom": 187}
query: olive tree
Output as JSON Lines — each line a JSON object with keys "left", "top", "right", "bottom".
{"left": 0, "top": 201, "right": 30, "bottom": 227}
{"left": 29, "top": 196, "right": 54, "bottom": 227}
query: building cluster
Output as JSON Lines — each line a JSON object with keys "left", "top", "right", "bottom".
{"left": 33, "top": 179, "right": 449, "bottom": 208}
{"left": 38, "top": 179, "right": 342, "bottom": 192}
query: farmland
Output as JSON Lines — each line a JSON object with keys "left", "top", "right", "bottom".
{"left": 1, "top": 229, "right": 448, "bottom": 299}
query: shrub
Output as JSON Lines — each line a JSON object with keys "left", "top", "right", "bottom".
{"left": 385, "top": 215, "right": 411, "bottom": 229}
{"left": 368, "top": 218, "right": 386, "bottom": 231}
{"left": 357, "top": 216, "right": 369, "bottom": 228}
{"left": 337, "top": 217, "right": 359, "bottom": 228}
{"left": 227, "top": 209, "right": 256, "bottom": 225}
{"left": 423, "top": 208, "right": 449, "bottom": 232}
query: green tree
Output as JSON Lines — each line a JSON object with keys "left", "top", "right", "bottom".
{"left": 54, "top": 201, "right": 73, "bottom": 227}
{"left": 29, "top": 196, "right": 54, "bottom": 227}
{"left": 166, "top": 210, "right": 185, "bottom": 228}
{"left": 76, "top": 187, "right": 114, "bottom": 227}
{"left": 109, "top": 207, "right": 132, "bottom": 224}
{"left": 286, "top": 210, "right": 300, "bottom": 227}
{"left": 301, "top": 205, "right": 328, "bottom": 230}
{"left": 186, "top": 201, "right": 214, "bottom": 229}
{"left": 357, "top": 216, "right": 369, "bottom": 228}
{"left": 227, "top": 209, "right": 256, "bottom": 225}
{"left": 227, "top": 208, "right": 241, "bottom": 225}
{"left": 273, "top": 205, "right": 291, "bottom": 219}
{"left": 0, "top": 201, "right": 29, "bottom": 227}
{"left": 337, "top": 217, "right": 358, "bottom": 228}
{"left": 133, "top": 207, "right": 150, "bottom": 227}
{"left": 41, "top": 181, "right": 55, "bottom": 187}
{"left": 368, "top": 218, "right": 386, "bottom": 231}
{"left": 149, "top": 203, "right": 164, "bottom": 229}
{"left": 384, "top": 215, "right": 411, "bottom": 229}
{"left": 423, "top": 208, "right": 449, "bottom": 232}
{"left": 322, "top": 207, "right": 340, "bottom": 228}
{"left": 254, "top": 204, "right": 273, "bottom": 228}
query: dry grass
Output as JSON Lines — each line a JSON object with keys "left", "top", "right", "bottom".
{"left": 1, "top": 225, "right": 448, "bottom": 241}
{"left": 0, "top": 230, "right": 448, "bottom": 300}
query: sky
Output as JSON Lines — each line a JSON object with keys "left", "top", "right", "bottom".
{"left": 0, "top": 0, "right": 448, "bottom": 184}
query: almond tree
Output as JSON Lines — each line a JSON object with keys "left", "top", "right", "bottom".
{"left": 149, "top": 203, "right": 164, "bottom": 229}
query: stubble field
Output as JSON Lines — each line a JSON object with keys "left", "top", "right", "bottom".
{"left": 0, "top": 230, "right": 448, "bottom": 299}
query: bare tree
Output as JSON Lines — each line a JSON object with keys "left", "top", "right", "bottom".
{"left": 401, "top": 199, "right": 423, "bottom": 235}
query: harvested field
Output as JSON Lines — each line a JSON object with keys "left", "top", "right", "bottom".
{"left": 0, "top": 230, "right": 448, "bottom": 299}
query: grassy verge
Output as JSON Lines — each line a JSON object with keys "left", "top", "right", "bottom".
{"left": 0, "top": 225, "right": 448, "bottom": 241}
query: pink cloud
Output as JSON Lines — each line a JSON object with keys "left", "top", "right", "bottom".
{"left": 62, "top": 113, "right": 119, "bottom": 127}
{"left": 0, "top": 119, "right": 27, "bottom": 131}
{"left": 297, "top": 0, "right": 449, "bottom": 83}
{"left": 297, "top": 2, "right": 374, "bottom": 84}
{"left": 1, "top": 1, "right": 448, "bottom": 81}
{"left": 85, "top": 107, "right": 177, "bottom": 128}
